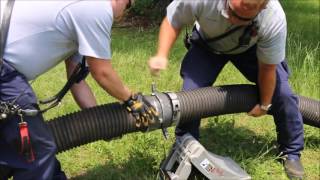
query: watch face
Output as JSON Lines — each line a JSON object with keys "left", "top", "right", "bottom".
{"left": 261, "top": 104, "right": 272, "bottom": 111}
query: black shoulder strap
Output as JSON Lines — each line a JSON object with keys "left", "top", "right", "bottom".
{"left": 191, "top": 22, "right": 257, "bottom": 54}
{"left": 0, "top": 0, "right": 15, "bottom": 70}
{"left": 221, "top": 22, "right": 257, "bottom": 54}
{"left": 39, "top": 57, "right": 89, "bottom": 113}
{"left": 205, "top": 26, "right": 244, "bottom": 43}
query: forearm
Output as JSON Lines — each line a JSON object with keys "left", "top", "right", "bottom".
{"left": 156, "top": 17, "right": 182, "bottom": 58}
{"left": 87, "top": 58, "right": 131, "bottom": 102}
{"left": 65, "top": 59, "right": 97, "bottom": 109}
{"left": 70, "top": 81, "right": 97, "bottom": 108}
{"left": 258, "top": 62, "right": 277, "bottom": 105}
{"left": 93, "top": 70, "right": 130, "bottom": 101}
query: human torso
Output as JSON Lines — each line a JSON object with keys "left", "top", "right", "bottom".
{"left": 166, "top": 0, "right": 287, "bottom": 64}
{"left": 1, "top": 0, "right": 113, "bottom": 80}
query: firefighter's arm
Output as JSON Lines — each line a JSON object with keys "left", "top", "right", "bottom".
{"left": 65, "top": 60, "right": 97, "bottom": 109}
{"left": 248, "top": 61, "right": 276, "bottom": 117}
{"left": 148, "top": 17, "right": 182, "bottom": 76}
{"left": 86, "top": 57, "right": 131, "bottom": 102}
{"left": 87, "top": 57, "right": 158, "bottom": 127}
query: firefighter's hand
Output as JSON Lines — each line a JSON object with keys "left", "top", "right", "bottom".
{"left": 248, "top": 104, "right": 267, "bottom": 117}
{"left": 148, "top": 56, "right": 168, "bottom": 76}
{"left": 124, "top": 93, "right": 159, "bottom": 128}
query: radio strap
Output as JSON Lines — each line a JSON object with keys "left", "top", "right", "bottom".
{"left": 0, "top": 0, "right": 15, "bottom": 71}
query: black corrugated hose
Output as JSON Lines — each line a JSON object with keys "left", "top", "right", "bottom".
{"left": 47, "top": 103, "right": 140, "bottom": 153}
{"left": 298, "top": 96, "right": 320, "bottom": 128}
{"left": 177, "top": 85, "right": 258, "bottom": 121}
{"left": 176, "top": 85, "right": 320, "bottom": 127}
{"left": 46, "top": 85, "right": 319, "bottom": 153}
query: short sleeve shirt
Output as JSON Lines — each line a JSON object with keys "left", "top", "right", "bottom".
{"left": 166, "top": 0, "right": 287, "bottom": 64}
{"left": 1, "top": 0, "right": 113, "bottom": 80}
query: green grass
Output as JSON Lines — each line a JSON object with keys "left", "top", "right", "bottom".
{"left": 32, "top": 1, "right": 319, "bottom": 179}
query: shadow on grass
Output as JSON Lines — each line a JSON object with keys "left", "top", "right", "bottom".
{"left": 69, "top": 148, "right": 159, "bottom": 180}
{"left": 69, "top": 116, "right": 319, "bottom": 179}
{"left": 199, "top": 117, "right": 279, "bottom": 162}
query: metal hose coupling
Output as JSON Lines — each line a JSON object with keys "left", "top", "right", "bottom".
{"left": 142, "top": 84, "right": 181, "bottom": 138}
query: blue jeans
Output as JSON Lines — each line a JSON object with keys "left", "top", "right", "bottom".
{"left": 175, "top": 45, "right": 304, "bottom": 160}
{"left": 0, "top": 61, "right": 66, "bottom": 180}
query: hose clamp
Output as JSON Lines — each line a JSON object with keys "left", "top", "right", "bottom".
{"left": 151, "top": 92, "right": 164, "bottom": 124}
{"left": 166, "top": 92, "right": 181, "bottom": 125}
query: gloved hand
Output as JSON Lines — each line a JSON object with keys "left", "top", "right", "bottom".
{"left": 124, "top": 93, "right": 159, "bottom": 128}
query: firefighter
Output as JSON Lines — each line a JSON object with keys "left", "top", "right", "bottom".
{"left": 148, "top": 0, "right": 304, "bottom": 178}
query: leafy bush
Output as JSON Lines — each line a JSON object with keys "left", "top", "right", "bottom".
{"left": 131, "top": 0, "right": 156, "bottom": 16}
{"left": 130, "top": 0, "right": 172, "bottom": 21}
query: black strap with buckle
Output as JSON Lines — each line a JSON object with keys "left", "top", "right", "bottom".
{"left": 0, "top": 0, "right": 16, "bottom": 121}
{"left": 39, "top": 57, "right": 89, "bottom": 113}
{"left": 1, "top": 0, "right": 15, "bottom": 71}
{"left": 186, "top": 22, "right": 257, "bottom": 54}
{"left": 0, "top": 4, "right": 37, "bottom": 158}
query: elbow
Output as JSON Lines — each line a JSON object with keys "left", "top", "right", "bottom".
{"left": 87, "top": 58, "right": 113, "bottom": 83}
{"left": 90, "top": 68, "right": 110, "bottom": 83}
{"left": 259, "top": 61, "right": 277, "bottom": 72}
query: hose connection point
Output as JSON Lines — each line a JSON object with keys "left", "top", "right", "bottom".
{"left": 166, "top": 92, "right": 181, "bottom": 125}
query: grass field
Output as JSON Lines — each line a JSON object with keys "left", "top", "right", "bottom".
{"left": 32, "top": 0, "right": 319, "bottom": 179}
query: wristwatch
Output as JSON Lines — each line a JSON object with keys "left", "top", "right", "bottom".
{"left": 260, "top": 104, "right": 272, "bottom": 111}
